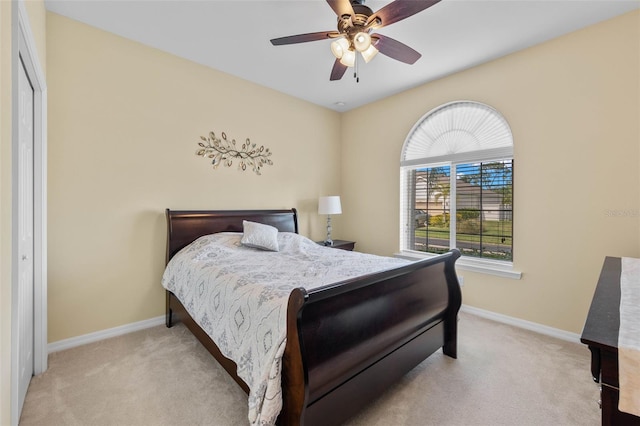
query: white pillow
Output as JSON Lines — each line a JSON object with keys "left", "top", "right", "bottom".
{"left": 241, "top": 220, "right": 279, "bottom": 251}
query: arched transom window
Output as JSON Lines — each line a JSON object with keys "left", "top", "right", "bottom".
{"left": 400, "top": 101, "right": 514, "bottom": 263}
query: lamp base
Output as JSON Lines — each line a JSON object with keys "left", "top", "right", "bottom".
{"left": 324, "top": 215, "right": 333, "bottom": 247}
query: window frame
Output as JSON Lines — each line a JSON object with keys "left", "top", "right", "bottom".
{"left": 398, "top": 101, "right": 521, "bottom": 279}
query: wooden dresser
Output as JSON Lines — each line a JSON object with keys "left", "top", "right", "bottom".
{"left": 581, "top": 257, "right": 640, "bottom": 426}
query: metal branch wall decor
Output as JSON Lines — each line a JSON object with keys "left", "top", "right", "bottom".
{"left": 196, "top": 131, "right": 273, "bottom": 175}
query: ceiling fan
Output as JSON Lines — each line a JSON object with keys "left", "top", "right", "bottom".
{"left": 270, "top": 0, "right": 441, "bottom": 81}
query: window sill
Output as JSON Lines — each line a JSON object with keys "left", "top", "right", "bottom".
{"left": 395, "top": 250, "right": 522, "bottom": 280}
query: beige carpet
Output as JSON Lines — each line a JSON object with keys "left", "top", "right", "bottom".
{"left": 20, "top": 312, "right": 600, "bottom": 426}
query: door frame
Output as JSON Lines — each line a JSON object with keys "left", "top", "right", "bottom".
{"left": 10, "top": 2, "right": 47, "bottom": 424}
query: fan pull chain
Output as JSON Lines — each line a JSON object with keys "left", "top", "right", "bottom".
{"left": 354, "top": 53, "right": 360, "bottom": 83}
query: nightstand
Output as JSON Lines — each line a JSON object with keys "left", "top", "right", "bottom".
{"left": 317, "top": 240, "right": 356, "bottom": 251}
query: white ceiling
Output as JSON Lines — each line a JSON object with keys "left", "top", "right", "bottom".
{"left": 45, "top": 0, "right": 640, "bottom": 112}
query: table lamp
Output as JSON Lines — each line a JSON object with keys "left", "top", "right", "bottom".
{"left": 318, "top": 196, "right": 342, "bottom": 246}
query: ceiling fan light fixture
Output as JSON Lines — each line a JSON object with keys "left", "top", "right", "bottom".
{"left": 353, "top": 32, "right": 372, "bottom": 52}
{"left": 330, "top": 37, "right": 350, "bottom": 59}
{"left": 270, "top": 0, "right": 438, "bottom": 81}
{"left": 339, "top": 49, "right": 356, "bottom": 67}
{"left": 360, "top": 44, "right": 379, "bottom": 63}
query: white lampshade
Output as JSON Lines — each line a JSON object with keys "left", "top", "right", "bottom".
{"left": 339, "top": 49, "right": 356, "bottom": 67}
{"left": 360, "top": 44, "right": 379, "bottom": 63}
{"left": 318, "top": 196, "right": 342, "bottom": 215}
{"left": 353, "top": 32, "right": 372, "bottom": 52}
{"left": 330, "top": 38, "right": 350, "bottom": 59}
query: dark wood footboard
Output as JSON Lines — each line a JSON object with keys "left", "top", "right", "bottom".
{"left": 282, "top": 249, "right": 461, "bottom": 426}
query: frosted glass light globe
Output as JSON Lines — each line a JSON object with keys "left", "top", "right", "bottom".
{"left": 353, "top": 32, "right": 372, "bottom": 52}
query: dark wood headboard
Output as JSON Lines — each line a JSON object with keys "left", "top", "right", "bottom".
{"left": 165, "top": 209, "right": 298, "bottom": 264}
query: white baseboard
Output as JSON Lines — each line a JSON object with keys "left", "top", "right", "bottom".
{"left": 47, "top": 306, "right": 580, "bottom": 354}
{"left": 461, "top": 304, "right": 581, "bottom": 344}
{"left": 48, "top": 315, "right": 165, "bottom": 353}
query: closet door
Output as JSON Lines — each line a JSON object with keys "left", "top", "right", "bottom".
{"left": 17, "top": 54, "right": 35, "bottom": 416}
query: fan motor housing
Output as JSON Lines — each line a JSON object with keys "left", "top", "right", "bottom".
{"left": 338, "top": 3, "right": 374, "bottom": 35}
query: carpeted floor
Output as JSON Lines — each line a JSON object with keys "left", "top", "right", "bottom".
{"left": 20, "top": 312, "right": 600, "bottom": 426}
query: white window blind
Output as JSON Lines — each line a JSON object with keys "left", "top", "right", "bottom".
{"left": 401, "top": 101, "right": 513, "bottom": 167}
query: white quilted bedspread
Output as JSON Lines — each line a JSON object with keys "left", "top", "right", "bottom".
{"left": 161, "top": 232, "right": 409, "bottom": 426}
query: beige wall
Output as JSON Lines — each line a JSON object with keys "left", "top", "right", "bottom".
{"left": 45, "top": 10, "right": 640, "bottom": 341}
{"left": 46, "top": 13, "right": 342, "bottom": 342}
{"left": 341, "top": 10, "right": 640, "bottom": 334}
{"left": 23, "top": 0, "right": 46, "bottom": 77}
{"left": 1, "top": 0, "right": 47, "bottom": 423}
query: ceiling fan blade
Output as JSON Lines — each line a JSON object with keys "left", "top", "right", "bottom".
{"left": 368, "top": 0, "right": 441, "bottom": 29}
{"left": 271, "top": 31, "right": 339, "bottom": 46}
{"left": 373, "top": 34, "right": 421, "bottom": 64}
{"left": 330, "top": 59, "right": 348, "bottom": 81}
{"left": 326, "top": 0, "right": 355, "bottom": 17}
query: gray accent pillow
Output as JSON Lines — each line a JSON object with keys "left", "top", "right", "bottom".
{"left": 241, "top": 220, "right": 279, "bottom": 252}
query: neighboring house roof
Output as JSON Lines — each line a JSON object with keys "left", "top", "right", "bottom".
{"left": 414, "top": 174, "right": 506, "bottom": 206}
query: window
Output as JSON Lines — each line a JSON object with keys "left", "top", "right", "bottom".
{"left": 400, "top": 101, "right": 514, "bottom": 263}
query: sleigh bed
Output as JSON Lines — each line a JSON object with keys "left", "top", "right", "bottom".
{"left": 163, "top": 208, "right": 461, "bottom": 426}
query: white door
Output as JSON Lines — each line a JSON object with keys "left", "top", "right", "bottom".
{"left": 17, "top": 55, "right": 35, "bottom": 415}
